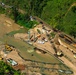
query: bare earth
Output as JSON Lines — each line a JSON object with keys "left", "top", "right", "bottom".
{"left": 0, "top": 14, "right": 75, "bottom": 75}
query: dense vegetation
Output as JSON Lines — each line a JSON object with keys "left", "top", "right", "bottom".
{"left": 0, "top": 61, "right": 21, "bottom": 75}
{"left": 0, "top": 0, "right": 76, "bottom": 38}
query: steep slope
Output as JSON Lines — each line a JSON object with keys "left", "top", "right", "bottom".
{"left": 1, "top": 0, "right": 76, "bottom": 38}
{"left": 41, "top": 0, "right": 76, "bottom": 37}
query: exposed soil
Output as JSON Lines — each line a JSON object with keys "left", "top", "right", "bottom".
{"left": 0, "top": 14, "right": 20, "bottom": 37}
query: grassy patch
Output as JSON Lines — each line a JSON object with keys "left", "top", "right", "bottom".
{"left": 50, "top": 32, "right": 55, "bottom": 38}
{"left": 7, "top": 28, "right": 28, "bottom": 36}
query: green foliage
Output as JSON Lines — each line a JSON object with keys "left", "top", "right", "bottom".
{"left": 11, "top": 6, "right": 19, "bottom": 22}
{"left": 72, "top": 6, "right": 76, "bottom": 13}
{"left": 0, "top": 61, "right": 21, "bottom": 75}
{"left": 50, "top": 32, "right": 55, "bottom": 38}
{"left": 0, "top": 0, "right": 76, "bottom": 37}
{"left": 41, "top": 0, "right": 76, "bottom": 38}
{"left": 63, "top": 5, "right": 76, "bottom": 38}
{"left": 37, "top": 29, "right": 41, "bottom": 34}
{"left": 25, "top": 21, "right": 38, "bottom": 28}
{"left": 0, "top": 6, "right": 5, "bottom": 14}
{"left": 17, "top": 20, "right": 38, "bottom": 29}
{"left": 14, "top": 71, "right": 21, "bottom": 75}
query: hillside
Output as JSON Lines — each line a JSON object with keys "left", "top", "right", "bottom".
{"left": 0, "top": 0, "right": 76, "bottom": 38}
{"left": 41, "top": 0, "right": 76, "bottom": 38}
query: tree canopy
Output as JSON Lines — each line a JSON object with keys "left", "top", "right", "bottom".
{"left": 0, "top": 0, "right": 76, "bottom": 38}
{"left": 0, "top": 61, "right": 21, "bottom": 75}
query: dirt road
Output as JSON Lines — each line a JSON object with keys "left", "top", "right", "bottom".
{"left": 59, "top": 57, "right": 76, "bottom": 75}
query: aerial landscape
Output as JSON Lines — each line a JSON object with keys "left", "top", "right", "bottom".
{"left": 0, "top": 0, "right": 76, "bottom": 75}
